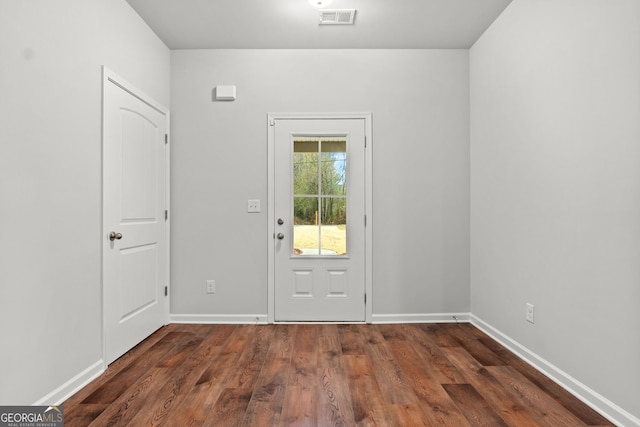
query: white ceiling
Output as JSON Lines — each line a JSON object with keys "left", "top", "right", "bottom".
{"left": 125, "top": 0, "right": 512, "bottom": 49}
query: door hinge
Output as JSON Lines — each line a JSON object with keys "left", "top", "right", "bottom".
{"left": 364, "top": 214, "right": 367, "bottom": 227}
{"left": 364, "top": 293, "right": 367, "bottom": 304}
{"left": 165, "top": 210, "right": 168, "bottom": 221}
{"left": 165, "top": 134, "right": 168, "bottom": 144}
{"left": 164, "top": 286, "right": 168, "bottom": 296}
{"left": 365, "top": 135, "right": 367, "bottom": 148}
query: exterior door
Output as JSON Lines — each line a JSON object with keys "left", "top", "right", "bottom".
{"left": 273, "top": 118, "right": 366, "bottom": 321}
{"left": 103, "top": 70, "right": 169, "bottom": 364}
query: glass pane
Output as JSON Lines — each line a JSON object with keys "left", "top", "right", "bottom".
{"left": 292, "top": 137, "right": 348, "bottom": 257}
{"left": 320, "top": 197, "right": 347, "bottom": 256}
{"left": 321, "top": 140, "right": 346, "bottom": 196}
{"left": 294, "top": 140, "right": 319, "bottom": 196}
{"left": 293, "top": 196, "right": 319, "bottom": 255}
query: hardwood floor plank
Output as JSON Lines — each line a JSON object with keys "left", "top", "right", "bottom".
{"left": 65, "top": 327, "right": 194, "bottom": 426}
{"left": 387, "top": 340, "right": 473, "bottom": 426}
{"left": 279, "top": 384, "right": 317, "bottom": 426}
{"left": 86, "top": 331, "right": 206, "bottom": 426}
{"left": 375, "top": 323, "right": 409, "bottom": 341}
{"left": 62, "top": 323, "right": 613, "bottom": 426}
{"left": 242, "top": 340, "right": 292, "bottom": 426}
{"left": 478, "top": 336, "right": 613, "bottom": 426}
{"left": 443, "top": 383, "right": 510, "bottom": 427}
{"left": 168, "top": 325, "right": 256, "bottom": 425}
{"left": 343, "top": 354, "right": 395, "bottom": 426}
{"left": 488, "top": 365, "right": 595, "bottom": 427}
{"left": 64, "top": 325, "right": 172, "bottom": 408}
{"left": 223, "top": 325, "right": 275, "bottom": 389}
{"left": 126, "top": 325, "right": 236, "bottom": 426}
{"left": 206, "top": 387, "right": 252, "bottom": 427}
{"left": 362, "top": 326, "right": 415, "bottom": 405}
{"left": 317, "top": 324, "right": 344, "bottom": 369}
{"left": 88, "top": 373, "right": 154, "bottom": 426}
{"left": 288, "top": 351, "right": 316, "bottom": 388}
{"left": 316, "top": 367, "right": 356, "bottom": 426}
{"left": 294, "top": 324, "right": 318, "bottom": 353}
{"left": 81, "top": 330, "right": 189, "bottom": 404}
{"left": 389, "top": 403, "right": 435, "bottom": 427}
{"left": 195, "top": 325, "right": 249, "bottom": 387}
{"left": 419, "top": 323, "right": 462, "bottom": 347}
{"left": 256, "top": 354, "right": 292, "bottom": 389}
{"left": 270, "top": 324, "right": 297, "bottom": 359}
{"left": 63, "top": 403, "right": 108, "bottom": 427}
{"left": 282, "top": 341, "right": 322, "bottom": 424}
{"left": 338, "top": 324, "right": 366, "bottom": 356}
{"left": 241, "top": 383, "right": 286, "bottom": 427}
{"left": 441, "top": 324, "right": 507, "bottom": 367}
{"left": 401, "top": 324, "right": 468, "bottom": 385}
{"left": 442, "top": 345, "right": 554, "bottom": 427}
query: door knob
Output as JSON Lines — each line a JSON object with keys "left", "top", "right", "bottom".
{"left": 277, "top": 218, "right": 284, "bottom": 225}
{"left": 277, "top": 233, "right": 285, "bottom": 240}
{"left": 109, "top": 231, "right": 123, "bottom": 241}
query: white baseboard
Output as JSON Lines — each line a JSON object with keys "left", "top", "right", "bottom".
{"left": 170, "top": 313, "right": 269, "bottom": 324}
{"left": 372, "top": 312, "right": 470, "bottom": 324}
{"left": 471, "top": 315, "right": 639, "bottom": 427}
{"left": 33, "top": 360, "right": 104, "bottom": 406}
{"left": 171, "top": 313, "right": 470, "bottom": 325}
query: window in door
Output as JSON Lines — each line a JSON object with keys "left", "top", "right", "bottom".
{"left": 293, "top": 137, "right": 347, "bottom": 256}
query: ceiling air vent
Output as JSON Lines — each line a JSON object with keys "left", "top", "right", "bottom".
{"left": 319, "top": 9, "right": 356, "bottom": 25}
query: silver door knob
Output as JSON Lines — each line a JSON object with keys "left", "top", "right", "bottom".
{"left": 277, "top": 233, "right": 285, "bottom": 240}
{"left": 109, "top": 232, "right": 123, "bottom": 241}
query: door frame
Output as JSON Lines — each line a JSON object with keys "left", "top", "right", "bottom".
{"left": 102, "top": 67, "right": 170, "bottom": 367}
{"left": 267, "top": 113, "right": 373, "bottom": 323}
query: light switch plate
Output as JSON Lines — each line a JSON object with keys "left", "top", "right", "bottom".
{"left": 248, "top": 199, "right": 261, "bottom": 213}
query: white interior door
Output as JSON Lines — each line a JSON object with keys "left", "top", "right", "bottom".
{"left": 103, "top": 70, "right": 169, "bottom": 364}
{"left": 273, "top": 118, "right": 366, "bottom": 321}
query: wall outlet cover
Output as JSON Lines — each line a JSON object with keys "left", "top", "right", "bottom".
{"left": 526, "top": 303, "right": 535, "bottom": 324}
{"left": 206, "top": 280, "right": 216, "bottom": 294}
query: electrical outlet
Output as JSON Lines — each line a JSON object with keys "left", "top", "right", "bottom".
{"left": 206, "top": 280, "right": 216, "bottom": 294}
{"left": 526, "top": 303, "right": 535, "bottom": 324}
{"left": 247, "top": 199, "right": 261, "bottom": 213}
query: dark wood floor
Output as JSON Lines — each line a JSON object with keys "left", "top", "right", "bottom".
{"left": 63, "top": 323, "right": 614, "bottom": 426}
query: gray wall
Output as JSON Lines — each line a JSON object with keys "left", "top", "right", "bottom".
{"left": 170, "top": 49, "right": 470, "bottom": 319}
{"left": 0, "top": 0, "right": 170, "bottom": 404}
{"left": 470, "top": 0, "right": 640, "bottom": 421}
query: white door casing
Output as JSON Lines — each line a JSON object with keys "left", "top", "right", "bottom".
{"left": 268, "top": 114, "right": 373, "bottom": 322}
{"left": 103, "top": 68, "right": 169, "bottom": 364}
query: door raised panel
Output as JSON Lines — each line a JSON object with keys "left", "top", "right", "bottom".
{"left": 326, "top": 268, "right": 348, "bottom": 298}
{"left": 119, "top": 244, "right": 158, "bottom": 322}
{"left": 292, "top": 269, "right": 314, "bottom": 297}
{"left": 121, "top": 110, "right": 159, "bottom": 222}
